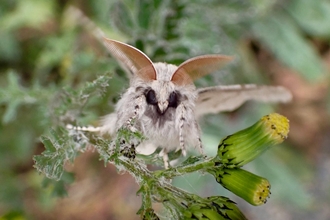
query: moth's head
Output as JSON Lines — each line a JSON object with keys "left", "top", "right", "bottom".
{"left": 127, "top": 62, "right": 192, "bottom": 115}
{"left": 147, "top": 63, "right": 178, "bottom": 114}
{"left": 141, "top": 62, "right": 200, "bottom": 115}
{"left": 144, "top": 76, "right": 181, "bottom": 115}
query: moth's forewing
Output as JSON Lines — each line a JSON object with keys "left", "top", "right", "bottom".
{"left": 195, "top": 85, "right": 292, "bottom": 117}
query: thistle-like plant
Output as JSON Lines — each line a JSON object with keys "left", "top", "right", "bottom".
{"left": 34, "top": 83, "right": 289, "bottom": 220}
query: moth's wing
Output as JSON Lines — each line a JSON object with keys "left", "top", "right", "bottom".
{"left": 196, "top": 84, "right": 292, "bottom": 117}
{"left": 103, "top": 38, "right": 156, "bottom": 81}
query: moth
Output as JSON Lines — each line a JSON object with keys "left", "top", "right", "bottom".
{"left": 69, "top": 37, "right": 292, "bottom": 167}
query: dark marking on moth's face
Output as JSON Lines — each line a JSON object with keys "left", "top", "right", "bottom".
{"left": 144, "top": 88, "right": 181, "bottom": 127}
{"left": 144, "top": 89, "right": 180, "bottom": 114}
{"left": 146, "top": 89, "right": 158, "bottom": 105}
{"left": 168, "top": 91, "right": 178, "bottom": 108}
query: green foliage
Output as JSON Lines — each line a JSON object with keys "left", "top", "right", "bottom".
{"left": 107, "top": 0, "right": 192, "bottom": 66}
{"left": 33, "top": 110, "right": 288, "bottom": 218}
{"left": 1, "top": 0, "right": 328, "bottom": 219}
{"left": 0, "top": 71, "right": 45, "bottom": 124}
{"left": 34, "top": 128, "right": 88, "bottom": 180}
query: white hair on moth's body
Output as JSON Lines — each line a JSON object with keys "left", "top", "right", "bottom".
{"left": 113, "top": 62, "right": 200, "bottom": 155}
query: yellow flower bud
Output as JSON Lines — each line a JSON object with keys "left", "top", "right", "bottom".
{"left": 217, "top": 113, "right": 289, "bottom": 167}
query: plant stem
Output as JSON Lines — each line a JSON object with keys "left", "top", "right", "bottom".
{"left": 155, "top": 157, "right": 219, "bottom": 179}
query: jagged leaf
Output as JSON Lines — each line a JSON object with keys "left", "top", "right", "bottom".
{"left": 33, "top": 128, "right": 82, "bottom": 181}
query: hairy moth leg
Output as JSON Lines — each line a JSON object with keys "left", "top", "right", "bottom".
{"left": 178, "top": 106, "right": 187, "bottom": 157}
{"left": 124, "top": 95, "right": 144, "bottom": 132}
{"left": 194, "top": 119, "right": 204, "bottom": 155}
{"left": 197, "top": 137, "right": 204, "bottom": 155}
{"left": 162, "top": 150, "right": 170, "bottom": 169}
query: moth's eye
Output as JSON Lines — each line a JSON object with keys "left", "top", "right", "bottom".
{"left": 168, "top": 92, "right": 178, "bottom": 108}
{"left": 146, "top": 89, "right": 158, "bottom": 105}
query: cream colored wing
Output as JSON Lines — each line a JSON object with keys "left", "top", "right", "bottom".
{"left": 195, "top": 84, "right": 292, "bottom": 117}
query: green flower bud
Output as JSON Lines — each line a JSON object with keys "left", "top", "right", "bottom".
{"left": 217, "top": 113, "right": 289, "bottom": 167}
{"left": 183, "top": 196, "right": 247, "bottom": 220}
{"left": 183, "top": 203, "right": 224, "bottom": 220}
{"left": 207, "top": 196, "right": 248, "bottom": 220}
{"left": 209, "top": 167, "right": 271, "bottom": 206}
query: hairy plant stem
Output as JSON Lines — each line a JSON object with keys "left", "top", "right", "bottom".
{"left": 103, "top": 141, "right": 219, "bottom": 218}
{"left": 154, "top": 157, "right": 220, "bottom": 179}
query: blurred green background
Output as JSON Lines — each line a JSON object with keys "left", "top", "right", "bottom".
{"left": 1, "top": 0, "right": 330, "bottom": 219}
